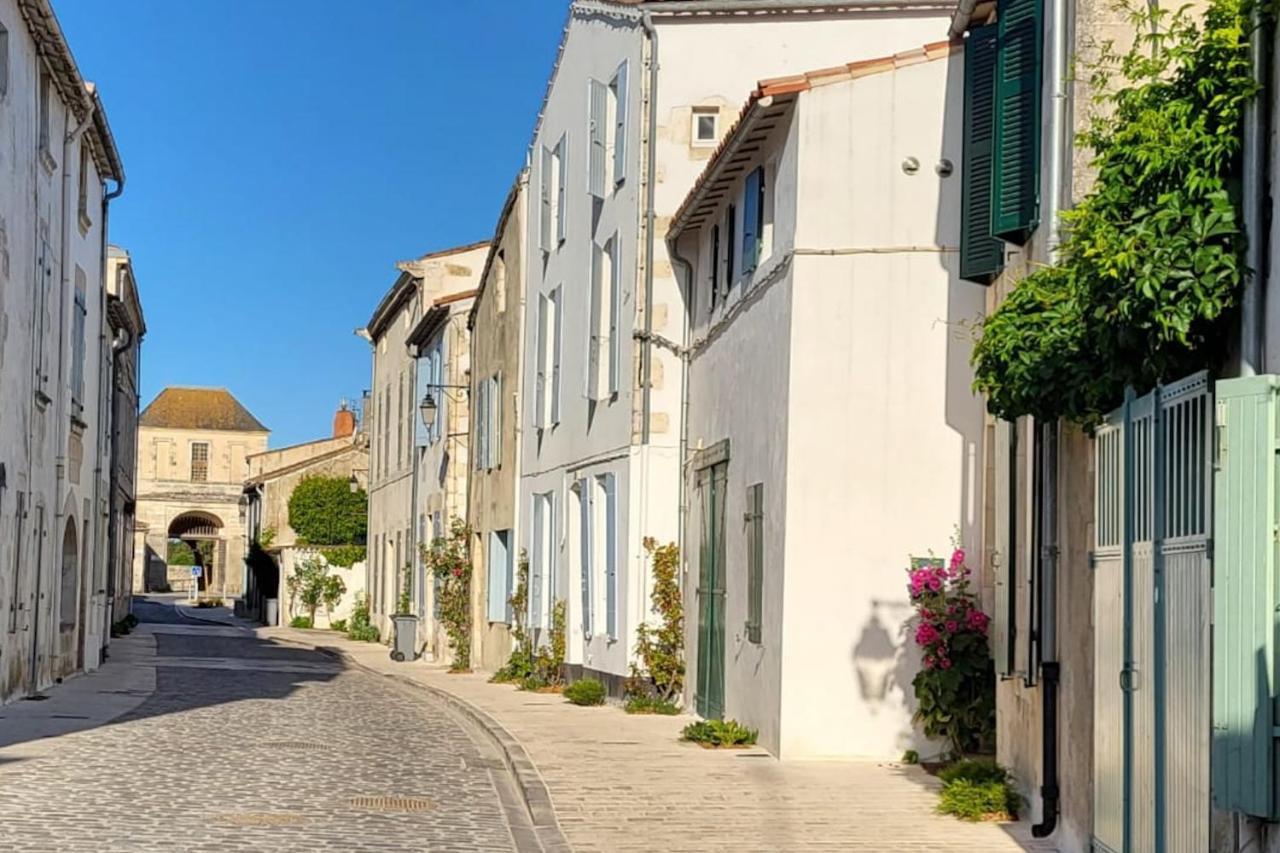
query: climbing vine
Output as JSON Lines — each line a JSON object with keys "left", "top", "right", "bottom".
{"left": 630, "top": 539, "right": 685, "bottom": 702}
{"left": 972, "top": 0, "right": 1258, "bottom": 423}
{"left": 425, "top": 518, "right": 472, "bottom": 671}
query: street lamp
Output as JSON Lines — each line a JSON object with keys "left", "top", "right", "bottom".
{"left": 419, "top": 392, "right": 437, "bottom": 429}
{"left": 348, "top": 473, "right": 360, "bottom": 494}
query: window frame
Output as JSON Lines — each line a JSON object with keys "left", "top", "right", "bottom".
{"left": 691, "top": 107, "right": 719, "bottom": 147}
{"left": 190, "top": 441, "right": 210, "bottom": 483}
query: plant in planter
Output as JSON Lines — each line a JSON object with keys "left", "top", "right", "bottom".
{"left": 492, "top": 554, "right": 534, "bottom": 685}
{"left": 907, "top": 548, "right": 995, "bottom": 758}
{"left": 425, "top": 518, "right": 473, "bottom": 672}
{"left": 389, "top": 563, "right": 418, "bottom": 662}
{"left": 681, "top": 719, "right": 758, "bottom": 748}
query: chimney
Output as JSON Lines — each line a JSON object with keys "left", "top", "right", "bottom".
{"left": 333, "top": 402, "right": 356, "bottom": 439}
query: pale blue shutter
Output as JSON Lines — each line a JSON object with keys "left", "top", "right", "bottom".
{"left": 556, "top": 136, "right": 568, "bottom": 245}
{"left": 476, "top": 376, "right": 488, "bottom": 470}
{"left": 579, "top": 482, "right": 593, "bottom": 637}
{"left": 549, "top": 492, "right": 558, "bottom": 602}
{"left": 433, "top": 348, "right": 444, "bottom": 443}
{"left": 603, "top": 473, "right": 618, "bottom": 639}
{"left": 742, "top": 167, "right": 762, "bottom": 274}
{"left": 487, "top": 531, "right": 509, "bottom": 623}
{"left": 535, "top": 294, "right": 548, "bottom": 428}
{"left": 613, "top": 63, "right": 628, "bottom": 186}
{"left": 608, "top": 241, "right": 621, "bottom": 395}
{"left": 530, "top": 496, "right": 545, "bottom": 628}
{"left": 540, "top": 146, "right": 553, "bottom": 252}
{"left": 589, "top": 79, "right": 607, "bottom": 198}
{"left": 588, "top": 243, "right": 602, "bottom": 398}
{"left": 551, "top": 287, "right": 563, "bottom": 424}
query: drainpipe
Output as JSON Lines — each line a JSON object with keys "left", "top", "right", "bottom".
{"left": 640, "top": 10, "right": 659, "bottom": 447}
{"left": 1030, "top": 0, "right": 1069, "bottom": 833}
{"left": 1239, "top": 3, "right": 1266, "bottom": 375}
{"left": 103, "top": 321, "right": 133, "bottom": 657}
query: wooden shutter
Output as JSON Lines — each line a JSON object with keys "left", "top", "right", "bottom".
{"left": 475, "top": 376, "right": 488, "bottom": 471}
{"left": 488, "top": 531, "right": 509, "bottom": 623}
{"left": 742, "top": 168, "right": 761, "bottom": 275}
{"left": 540, "top": 145, "right": 553, "bottom": 252}
{"left": 556, "top": 136, "right": 568, "bottom": 245}
{"left": 746, "top": 483, "right": 763, "bottom": 644}
{"left": 589, "top": 243, "right": 603, "bottom": 399}
{"left": 530, "top": 496, "right": 545, "bottom": 629}
{"left": 551, "top": 287, "right": 563, "bottom": 424}
{"left": 992, "top": 0, "right": 1043, "bottom": 242}
{"left": 589, "top": 79, "right": 608, "bottom": 198}
{"left": 613, "top": 62, "right": 628, "bottom": 186}
{"left": 602, "top": 474, "right": 618, "bottom": 639}
{"left": 960, "top": 24, "right": 1004, "bottom": 283}
{"left": 579, "top": 482, "right": 593, "bottom": 637}
{"left": 608, "top": 240, "right": 621, "bottom": 395}
{"left": 535, "top": 293, "right": 548, "bottom": 428}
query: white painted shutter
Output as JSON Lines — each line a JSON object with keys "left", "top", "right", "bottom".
{"left": 613, "top": 62, "right": 628, "bottom": 186}
{"left": 608, "top": 241, "right": 621, "bottom": 395}
{"left": 588, "top": 243, "right": 603, "bottom": 399}
{"left": 556, "top": 136, "right": 568, "bottom": 245}
{"left": 530, "top": 496, "right": 545, "bottom": 629}
{"left": 535, "top": 293, "right": 548, "bottom": 428}
{"left": 492, "top": 373, "right": 502, "bottom": 466}
{"left": 488, "top": 531, "right": 509, "bottom": 623}
{"left": 540, "top": 145, "right": 553, "bottom": 252}
{"left": 579, "top": 482, "right": 593, "bottom": 637}
{"left": 551, "top": 287, "right": 563, "bottom": 424}
{"left": 603, "top": 473, "right": 618, "bottom": 639}
{"left": 589, "top": 79, "right": 607, "bottom": 198}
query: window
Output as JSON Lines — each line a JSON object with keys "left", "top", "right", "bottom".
{"left": 692, "top": 107, "right": 719, "bottom": 147}
{"left": 742, "top": 166, "right": 767, "bottom": 276}
{"left": 190, "top": 442, "right": 209, "bottom": 482}
{"left": 487, "top": 529, "right": 513, "bottom": 624}
{"left": 38, "top": 70, "right": 51, "bottom": 158}
{"left": 0, "top": 21, "right": 9, "bottom": 99}
{"left": 78, "top": 144, "right": 91, "bottom": 229}
{"left": 537, "top": 288, "right": 562, "bottom": 429}
{"left": 555, "top": 136, "right": 568, "bottom": 245}
{"left": 724, "top": 204, "right": 737, "bottom": 287}
{"left": 71, "top": 268, "right": 87, "bottom": 413}
{"left": 8, "top": 492, "right": 24, "bottom": 633}
{"left": 960, "top": 23, "right": 1005, "bottom": 283}
{"left": 745, "top": 483, "right": 764, "bottom": 644}
{"left": 588, "top": 237, "right": 619, "bottom": 399}
{"left": 709, "top": 225, "right": 721, "bottom": 313}
{"left": 611, "top": 63, "right": 628, "bottom": 186}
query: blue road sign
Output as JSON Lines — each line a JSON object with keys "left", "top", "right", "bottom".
{"left": 190, "top": 565, "right": 202, "bottom": 578}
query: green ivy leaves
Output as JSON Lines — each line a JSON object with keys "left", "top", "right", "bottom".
{"left": 973, "top": 0, "right": 1257, "bottom": 423}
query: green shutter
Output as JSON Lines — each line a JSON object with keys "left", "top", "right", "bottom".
{"left": 960, "top": 24, "right": 1003, "bottom": 283}
{"left": 746, "top": 483, "right": 763, "bottom": 644}
{"left": 991, "top": 0, "right": 1043, "bottom": 243}
{"left": 1212, "top": 376, "right": 1280, "bottom": 819}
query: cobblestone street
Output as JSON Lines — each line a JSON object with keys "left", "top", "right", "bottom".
{"left": 0, "top": 597, "right": 531, "bottom": 853}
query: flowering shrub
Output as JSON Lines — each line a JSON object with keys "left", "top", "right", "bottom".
{"left": 425, "top": 518, "right": 472, "bottom": 671}
{"left": 908, "top": 548, "right": 995, "bottom": 757}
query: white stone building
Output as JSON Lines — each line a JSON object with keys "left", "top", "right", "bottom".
{"left": 0, "top": 0, "right": 127, "bottom": 701}
{"left": 362, "top": 242, "right": 487, "bottom": 653}
{"left": 519, "top": 0, "right": 956, "bottom": 692}
{"left": 666, "top": 41, "right": 985, "bottom": 758}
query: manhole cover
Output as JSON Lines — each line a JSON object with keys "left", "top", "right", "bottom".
{"left": 219, "top": 813, "right": 305, "bottom": 827}
{"left": 260, "top": 740, "right": 328, "bottom": 751}
{"left": 348, "top": 796, "right": 435, "bottom": 813}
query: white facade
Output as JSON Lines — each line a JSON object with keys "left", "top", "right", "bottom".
{"left": 668, "top": 43, "right": 985, "bottom": 758}
{"left": 0, "top": 0, "right": 126, "bottom": 701}
{"left": 519, "top": 0, "right": 956, "bottom": 689}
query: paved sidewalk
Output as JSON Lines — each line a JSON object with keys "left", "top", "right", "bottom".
{"left": 272, "top": 626, "right": 1058, "bottom": 853}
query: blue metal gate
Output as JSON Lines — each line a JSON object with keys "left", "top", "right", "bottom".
{"left": 1092, "top": 372, "right": 1211, "bottom": 853}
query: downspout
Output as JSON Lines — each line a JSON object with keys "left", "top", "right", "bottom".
{"left": 640, "top": 10, "right": 659, "bottom": 446}
{"left": 94, "top": 173, "right": 124, "bottom": 661}
{"left": 103, "top": 320, "right": 133, "bottom": 656}
{"left": 1239, "top": 1, "right": 1266, "bottom": 376}
{"left": 1033, "top": 0, "right": 1070, "bottom": 834}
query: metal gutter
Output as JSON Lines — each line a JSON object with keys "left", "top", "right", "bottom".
{"left": 645, "top": 0, "right": 956, "bottom": 12}
{"left": 1239, "top": 6, "right": 1267, "bottom": 375}
{"left": 640, "top": 10, "right": 660, "bottom": 446}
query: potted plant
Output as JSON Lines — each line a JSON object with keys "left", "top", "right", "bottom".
{"left": 390, "top": 563, "right": 418, "bottom": 662}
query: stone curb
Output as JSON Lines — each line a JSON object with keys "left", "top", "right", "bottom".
{"left": 312, "top": 644, "right": 572, "bottom": 853}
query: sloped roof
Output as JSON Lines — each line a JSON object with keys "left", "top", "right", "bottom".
{"left": 140, "top": 387, "right": 268, "bottom": 433}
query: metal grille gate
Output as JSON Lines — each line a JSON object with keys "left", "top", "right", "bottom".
{"left": 1092, "top": 371, "right": 1211, "bottom": 853}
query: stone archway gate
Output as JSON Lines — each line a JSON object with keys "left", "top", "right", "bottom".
{"left": 1092, "top": 371, "right": 1212, "bottom": 853}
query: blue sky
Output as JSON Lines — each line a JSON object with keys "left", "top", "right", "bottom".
{"left": 56, "top": 1, "right": 565, "bottom": 448}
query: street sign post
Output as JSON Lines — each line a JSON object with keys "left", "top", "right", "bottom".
{"left": 190, "top": 565, "right": 202, "bottom": 602}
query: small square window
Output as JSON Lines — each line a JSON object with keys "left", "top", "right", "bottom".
{"left": 692, "top": 109, "right": 719, "bottom": 147}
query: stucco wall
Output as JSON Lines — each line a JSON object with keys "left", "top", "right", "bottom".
{"left": 468, "top": 180, "right": 526, "bottom": 673}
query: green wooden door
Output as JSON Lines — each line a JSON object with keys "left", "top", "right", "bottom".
{"left": 696, "top": 463, "right": 727, "bottom": 719}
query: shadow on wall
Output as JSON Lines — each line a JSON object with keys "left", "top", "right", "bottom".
{"left": 850, "top": 598, "right": 925, "bottom": 756}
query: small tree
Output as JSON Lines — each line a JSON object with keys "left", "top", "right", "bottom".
{"left": 288, "top": 476, "right": 367, "bottom": 546}
{"left": 631, "top": 539, "right": 684, "bottom": 702}
{"left": 395, "top": 563, "right": 413, "bottom": 616}
{"left": 424, "top": 518, "right": 472, "bottom": 671}
{"left": 286, "top": 556, "right": 347, "bottom": 626}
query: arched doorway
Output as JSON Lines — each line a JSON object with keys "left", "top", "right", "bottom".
{"left": 167, "top": 512, "right": 225, "bottom": 595}
{"left": 60, "top": 519, "right": 78, "bottom": 633}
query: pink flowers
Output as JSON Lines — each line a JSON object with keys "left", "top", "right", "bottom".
{"left": 915, "top": 623, "right": 940, "bottom": 646}
{"left": 906, "top": 546, "right": 993, "bottom": 669}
